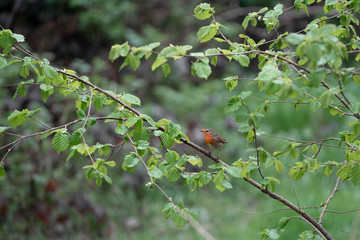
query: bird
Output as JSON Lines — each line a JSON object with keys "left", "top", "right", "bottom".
{"left": 200, "top": 128, "right": 229, "bottom": 152}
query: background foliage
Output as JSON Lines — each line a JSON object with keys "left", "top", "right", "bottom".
{"left": 0, "top": 0, "right": 360, "bottom": 239}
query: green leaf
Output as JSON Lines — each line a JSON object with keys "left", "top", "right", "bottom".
{"left": 213, "top": 169, "right": 225, "bottom": 186}
{"left": 7, "top": 109, "right": 29, "bottom": 127}
{"left": 187, "top": 156, "right": 202, "bottom": 167}
{"left": 162, "top": 203, "right": 175, "bottom": 212}
{"left": 166, "top": 167, "right": 181, "bottom": 183}
{"left": 156, "top": 118, "right": 170, "bottom": 127}
{"left": 109, "top": 42, "right": 130, "bottom": 62}
{"left": 151, "top": 56, "right": 167, "bottom": 71}
{"left": 323, "top": 165, "right": 332, "bottom": 176}
{"left": 52, "top": 132, "right": 70, "bottom": 153}
{"left": 192, "top": 60, "right": 211, "bottom": 79}
{"left": 226, "top": 166, "right": 242, "bottom": 178}
{"left": 103, "top": 174, "right": 112, "bottom": 184}
{"left": 279, "top": 217, "right": 289, "bottom": 229}
{"left": 161, "top": 132, "right": 175, "bottom": 149}
{"left": 234, "top": 54, "right": 250, "bottom": 67}
{"left": 310, "top": 101, "right": 321, "bottom": 112}
{"left": 0, "top": 56, "right": 7, "bottom": 70}
{"left": 325, "top": 0, "right": 338, "bottom": 5}
{"left": 0, "top": 126, "right": 10, "bottom": 134}
{"left": 165, "top": 151, "right": 180, "bottom": 165}
{"left": 0, "top": 30, "right": 14, "bottom": 53}
{"left": 150, "top": 167, "right": 164, "bottom": 179}
{"left": 43, "top": 64, "right": 58, "bottom": 80}
{"left": 10, "top": 32, "right": 24, "bottom": 42}
{"left": 197, "top": 25, "right": 218, "bottom": 42}
{"left": 122, "top": 153, "right": 139, "bottom": 171}
{"left": 120, "top": 93, "right": 141, "bottom": 106}
{"left": 225, "top": 96, "right": 241, "bottom": 113}
{"left": 198, "top": 171, "right": 212, "bottom": 185}
{"left": 0, "top": 163, "right": 5, "bottom": 178}
{"left": 13, "top": 81, "right": 27, "bottom": 100}
{"left": 172, "top": 211, "right": 187, "bottom": 228}
{"left": 70, "top": 129, "right": 84, "bottom": 146}
{"left": 40, "top": 84, "right": 54, "bottom": 102}
{"left": 287, "top": 33, "right": 306, "bottom": 45}
{"left": 104, "top": 161, "right": 116, "bottom": 167}
{"left": 136, "top": 140, "right": 149, "bottom": 150}
{"left": 350, "top": 163, "right": 360, "bottom": 185}
{"left": 162, "top": 63, "right": 171, "bottom": 77}
{"left": 125, "top": 116, "right": 140, "bottom": 128}
{"left": 274, "top": 159, "right": 284, "bottom": 173}
{"left": 193, "top": 3, "right": 214, "bottom": 20}
{"left": 115, "top": 125, "right": 128, "bottom": 135}
{"left": 93, "top": 94, "right": 107, "bottom": 111}
{"left": 337, "top": 164, "right": 351, "bottom": 181}
{"left": 128, "top": 53, "right": 141, "bottom": 70}
{"left": 167, "top": 123, "right": 181, "bottom": 138}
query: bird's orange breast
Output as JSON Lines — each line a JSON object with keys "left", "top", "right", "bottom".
{"left": 204, "top": 132, "right": 216, "bottom": 145}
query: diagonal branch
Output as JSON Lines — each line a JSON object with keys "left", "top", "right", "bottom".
{"left": 319, "top": 177, "right": 341, "bottom": 224}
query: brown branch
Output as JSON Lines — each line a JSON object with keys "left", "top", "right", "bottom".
{"left": 11, "top": 40, "right": 335, "bottom": 240}
{"left": 319, "top": 177, "right": 341, "bottom": 224}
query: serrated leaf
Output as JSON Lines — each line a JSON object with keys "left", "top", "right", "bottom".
{"left": 0, "top": 30, "right": 14, "bottom": 53}
{"left": 150, "top": 168, "right": 164, "bottom": 179}
{"left": 120, "top": 93, "right": 141, "bottom": 106}
{"left": 128, "top": 53, "right": 141, "bottom": 70}
{"left": 166, "top": 167, "right": 181, "bottom": 183}
{"left": 156, "top": 118, "right": 170, "bottom": 127}
{"left": 161, "top": 132, "right": 175, "bottom": 149}
{"left": 136, "top": 140, "right": 149, "bottom": 150}
{"left": 115, "top": 125, "right": 128, "bottom": 135}
{"left": 109, "top": 42, "right": 130, "bottom": 62}
{"left": 187, "top": 156, "right": 202, "bottom": 167}
{"left": 197, "top": 25, "right": 218, "bottom": 42}
{"left": 43, "top": 64, "right": 58, "bottom": 80}
{"left": 125, "top": 116, "right": 140, "bottom": 128}
{"left": 193, "top": 3, "right": 213, "bottom": 20}
{"left": 52, "top": 132, "right": 70, "bottom": 153}
{"left": 274, "top": 159, "right": 284, "bottom": 173}
{"left": 167, "top": 123, "right": 181, "bottom": 138}
{"left": 235, "top": 54, "right": 250, "bottom": 67}
{"left": 350, "top": 163, "right": 360, "bottom": 185}
{"left": 7, "top": 109, "right": 29, "bottom": 127}
{"left": 165, "top": 151, "right": 179, "bottom": 165}
{"left": 225, "top": 96, "right": 241, "bottom": 113}
{"left": 40, "top": 84, "right": 54, "bottom": 102}
{"left": 122, "top": 153, "right": 139, "bottom": 169}
{"left": 0, "top": 56, "right": 7, "bottom": 70}
{"left": 287, "top": 33, "right": 306, "bottom": 45}
{"left": 336, "top": 164, "right": 350, "bottom": 181}
{"left": 192, "top": 61, "right": 211, "bottom": 79}
{"left": 198, "top": 172, "right": 212, "bottom": 185}
{"left": 226, "top": 166, "right": 242, "bottom": 178}
{"left": 310, "top": 101, "right": 321, "bottom": 112}
{"left": 152, "top": 56, "right": 167, "bottom": 71}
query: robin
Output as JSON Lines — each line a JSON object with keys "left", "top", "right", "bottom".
{"left": 200, "top": 128, "right": 229, "bottom": 151}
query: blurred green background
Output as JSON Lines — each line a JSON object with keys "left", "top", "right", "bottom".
{"left": 0, "top": 0, "right": 359, "bottom": 239}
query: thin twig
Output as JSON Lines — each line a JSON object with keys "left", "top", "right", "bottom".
{"left": 319, "top": 177, "right": 341, "bottom": 224}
